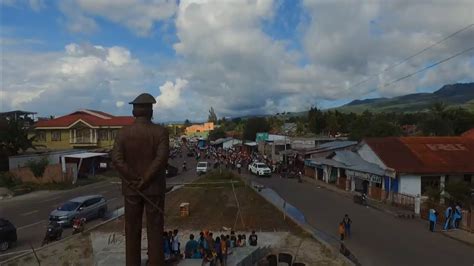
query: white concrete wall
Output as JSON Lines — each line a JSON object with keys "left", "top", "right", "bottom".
{"left": 399, "top": 174, "right": 421, "bottom": 196}
{"left": 357, "top": 144, "right": 387, "bottom": 169}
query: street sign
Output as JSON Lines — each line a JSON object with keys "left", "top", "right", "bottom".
{"left": 256, "top": 132, "right": 269, "bottom": 142}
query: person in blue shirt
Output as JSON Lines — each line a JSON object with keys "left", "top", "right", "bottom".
{"left": 163, "top": 232, "right": 171, "bottom": 261}
{"left": 453, "top": 204, "right": 462, "bottom": 229}
{"left": 185, "top": 234, "right": 199, "bottom": 258}
{"left": 429, "top": 209, "right": 437, "bottom": 232}
{"left": 443, "top": 206, "right": 453, "bottom": 231}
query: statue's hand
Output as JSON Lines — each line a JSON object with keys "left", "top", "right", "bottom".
{"left": 129, "top": 178, "right": 143, "bottom": 191}
{"left": 136, "top": 176, "right": 150, "bottom": 191}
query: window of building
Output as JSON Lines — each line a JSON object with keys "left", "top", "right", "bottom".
{"left": 36, "top": 131, "right": 46, "bottom": 142}
{"left": 51, "top": 131, "right": 61, "bottom": 141}
{"left": 111, "top": 130, "right": 118, "bottom": 140}
{"left": 98, "top": 130, "right": 109, "bottom": 141}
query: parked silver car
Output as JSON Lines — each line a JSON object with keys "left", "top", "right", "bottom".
{"left": 49, "top": 195, "right": 107, "bottom": 226}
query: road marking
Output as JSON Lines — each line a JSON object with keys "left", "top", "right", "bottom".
{"left": 17, "top": 220, "right": 47, "bottom": 230}
{"left": 98, "top": 190, "right": 107, "bottom": 194}
{"left": 108, "top": 197, "right": 118, "bottom": 202}
{"left": 21, "top": 210, "right": 39, "bottom": 216}
{"left": 39, "top": 196, "right": 61, "bottom": 203}
{"left": 110, "top": 181, "right": 122, "bottom": 184}
{"left": 0, "top": 249, "right": 30, "bottom": 258}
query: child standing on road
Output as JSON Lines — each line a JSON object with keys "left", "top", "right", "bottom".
{"left": 343, "top": 214, "right": 352, "bottom": 238}
{"left": 338, "top": 222, "right": 345, "bottom": 241}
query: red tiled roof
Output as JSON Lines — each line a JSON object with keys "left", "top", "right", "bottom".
{"left": 363, "top": 137, "right": 474, "bottom": 174}
{"left": 35, "top": 110, "right": 134, "bottom": 128}
{"left": 462, "top": 128, "right": 474, "bottom": 139}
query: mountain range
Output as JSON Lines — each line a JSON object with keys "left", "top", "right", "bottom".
{"left": 335, "top": 82, "right": 474, "bottom": 113}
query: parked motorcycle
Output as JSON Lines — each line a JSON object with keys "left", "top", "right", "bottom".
{"left": 353, "top": 193, "right": 368, "bottom": 206}
{"left": 42, "top": 222, "right": 63, "bottom": 246}
{"left": 72, "top": 217, "right": 86, "bottom": 235}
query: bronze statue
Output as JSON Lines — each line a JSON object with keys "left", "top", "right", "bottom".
{"left": 112, "top": 93, "right": 169, "bottom": 266}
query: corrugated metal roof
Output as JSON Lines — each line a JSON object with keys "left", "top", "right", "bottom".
{"left": 364, "top": 137, "right": 474, "bottom": 174}
{"left": 317, "top": 141, "right": 358, "bottom": 150}
{"left": 332, "top": 150, "right": 387, "bottom": 176}
{"left": 308, "top": 150, "right": 387, "bottom": 176}
{"left": 462, "top": 128, "right": 474, "bottom": 139}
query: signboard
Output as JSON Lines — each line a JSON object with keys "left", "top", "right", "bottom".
{"left": 346, "top": 170, "right": 383, "bottom": 184}
{"left": 256, "top": 132, "right": 269, "bottom": 142}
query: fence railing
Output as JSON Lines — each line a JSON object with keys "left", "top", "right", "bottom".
{"left": 391, "top": 192, "right": 416, "bottom": 211}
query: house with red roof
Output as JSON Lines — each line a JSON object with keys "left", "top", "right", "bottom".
{"left": 306, "top": 137, "right": 474, "bottom": 206}
{"left": 357, "top": 137, "right": 474, "bottom": 201}
{"left": 33, "top": 109, "right": 134, "bottom": 150}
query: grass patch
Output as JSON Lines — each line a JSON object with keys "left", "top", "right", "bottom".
{"left": 190, "top": 169, "right": 244, "bottom": 188}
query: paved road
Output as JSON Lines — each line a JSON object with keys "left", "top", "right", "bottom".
{"left": 243, "top": 172, "right": 474, "bottom": 266}
{"left": 0, "top": 156, "right": 200, "bottom": 261}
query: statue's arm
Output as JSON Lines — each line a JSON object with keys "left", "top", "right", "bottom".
{"left": 111, "top": 130, "right": 136, "bottom": 179}
{"left": 144, "top": 128, "right": 169, "bottom": 181}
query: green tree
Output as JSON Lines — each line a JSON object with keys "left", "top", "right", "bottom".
{"left": 184, "top": 119, "right": 192, "bottom": 127}
{"left": 208, "top": 127, "right": 227, "bottom": 141}
{"left": 267, "top": 116, "right": 284, "bottom": 133}
{"left": 243, "top": 117, "right": 270, "bottom": 141}
{"left": 208, "top": 107, "right": 218, "bottom": 124}
{"left": 420, "top": 102, "right": 453, "bottom": 136}
{"left": 325, "top": 112, "right": 340, "bottom": 136}
{"left": 445, "top": 108, "right": 474, "bottom": 135}
{"left": 444, "top": 181, "right": 472, "bottom": 207}
{"left": 296, "top": 120, "right": 306, "bottom": 135}
{"left": 0, "top": 119, "right": 36, "bottom": 156}
{"left": 307, "top": 106, "right": 326, "bottom": 134}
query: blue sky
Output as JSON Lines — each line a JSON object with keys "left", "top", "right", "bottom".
{"left": 1, "top": 0, "right": 473, "bottom": 122}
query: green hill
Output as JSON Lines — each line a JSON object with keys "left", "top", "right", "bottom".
{"left": 335, "top": 82, "right": 474, "bottom": 113}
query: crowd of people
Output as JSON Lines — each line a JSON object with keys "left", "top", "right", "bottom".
{"left": 428, "top": 204, "right": 463, "bottom": 232}
{"left": 163, "top": 229, "right": 258, "bottom": 265}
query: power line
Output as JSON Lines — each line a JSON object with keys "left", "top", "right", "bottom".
{"left": 347, "top": 23, "right": 474, "bottom": 91}
{"left": 382, "top": 45, "right": 474, "bottom": 88}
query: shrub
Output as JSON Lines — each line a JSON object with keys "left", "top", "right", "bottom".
{"left": 444, "top": 181, "right": 472, "bottom": 207}
{"left": 25, "top": 157, "right": 49, "bottom": 178}
{"left": 0, "top": 171, "right": 21, "bottom": 188}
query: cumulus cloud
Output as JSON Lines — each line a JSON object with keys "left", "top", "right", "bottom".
{"left": 2, "top": 0, "right": 474, "bottom": 121}
{"left": 58, "top": 0, "right": 177, "bottom": 36}
{"left": 155, "top": 78, "right": 188, "bottom": 109}
{"left": 301, "top": 0, "right": 474, "bottom": 98}
{"left": 1, "top": 43, "right": 151, "bottom": 116}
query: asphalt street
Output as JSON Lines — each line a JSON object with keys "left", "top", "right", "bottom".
{"left": 0, "top": 155, "right": 199, "bottom": 261}
{"left": 243, "top": 172, "right": 474, "bottom": 266}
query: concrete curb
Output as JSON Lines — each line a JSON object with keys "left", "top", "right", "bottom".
{"left": 247, "top": 180, "right": 356, "bottom": 266}
{"left": 440, "top": 231, "right": 474, "bottom": 247}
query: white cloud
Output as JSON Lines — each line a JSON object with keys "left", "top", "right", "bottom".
{"left": 2, "top": 0, "right": 474, "bottom": 121}
{"left": 1, "top": 43, "right": 150, "bottom": 116}
{"left": 300, "top": 0, "right": 474, "bottom": 98}
{"left": 59, "top": 0, "right": 177, "bottom": 36}
{"left": 155, "top": 78, "right": 188, "bottom": 109}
